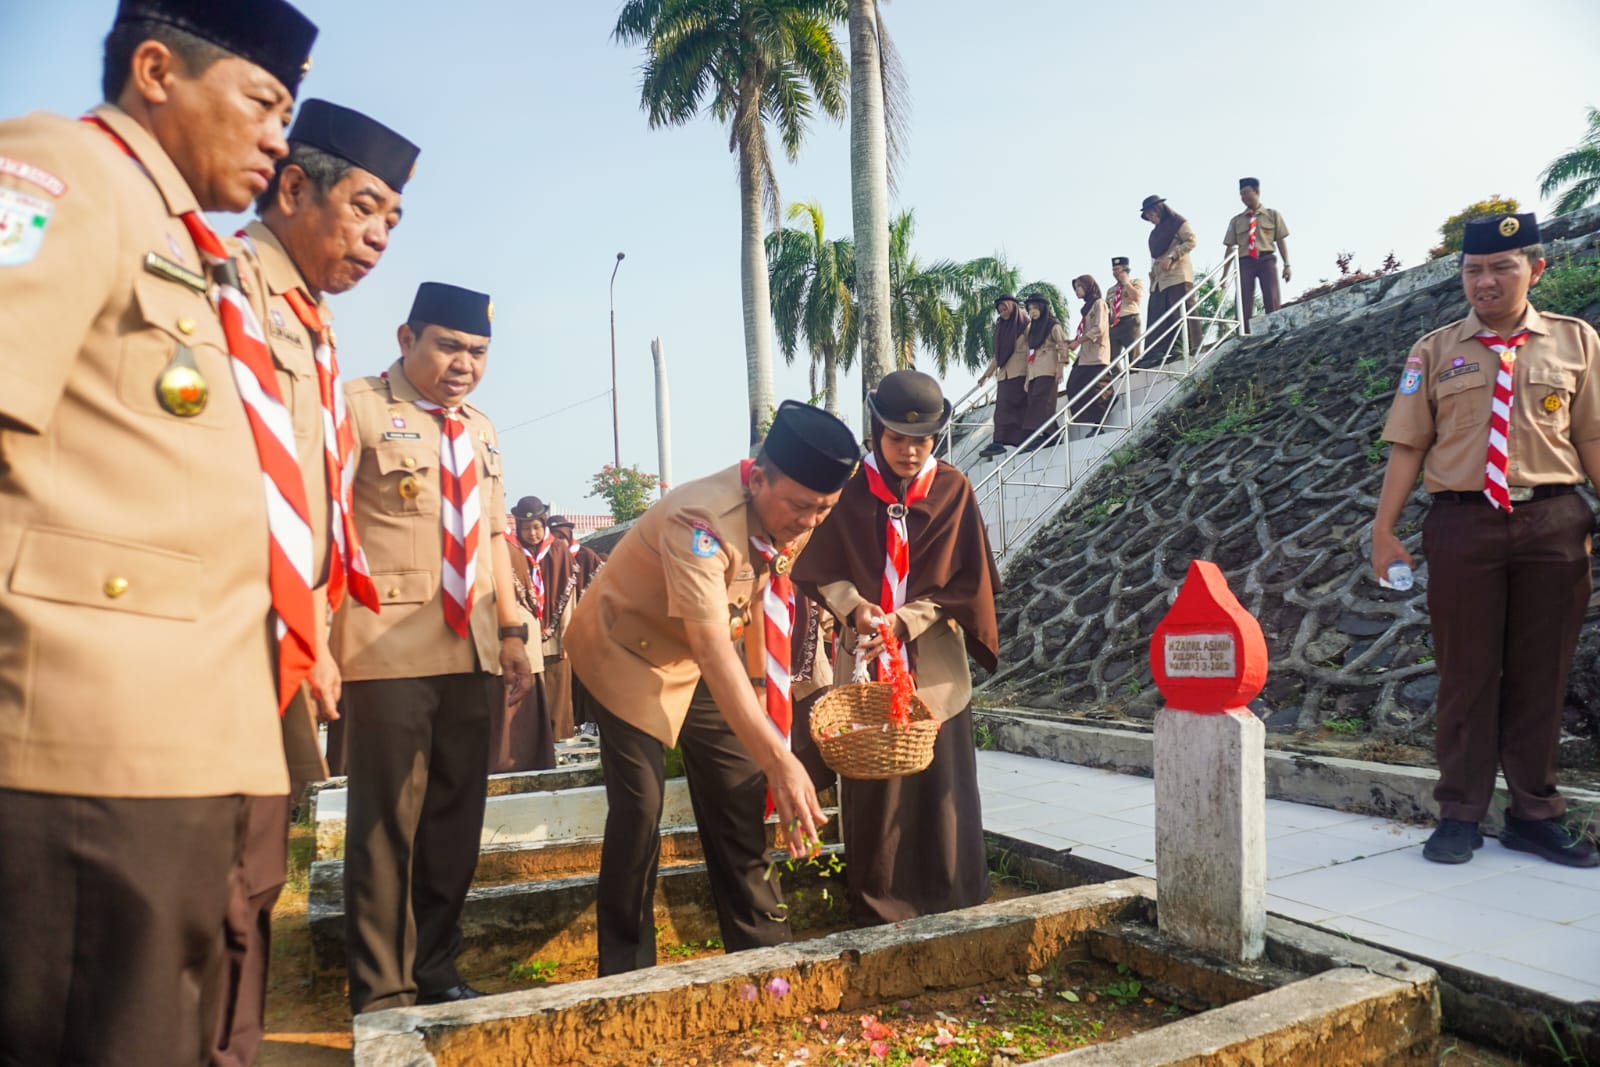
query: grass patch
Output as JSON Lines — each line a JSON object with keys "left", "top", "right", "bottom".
{"left": 1322, "top": 717, "right": 1365, "bottom": 735}
{"left": 1178, "top": 383, "right": 1265, "bottom": 446}
{"left": 1535, "top": 257, "right": 1600, "bottom": 317}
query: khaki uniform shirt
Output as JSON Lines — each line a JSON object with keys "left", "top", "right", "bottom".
{"left": 1024, "top": 322, "right": 1071, "bottom": 382}
{"left": 1074, "top": 299, "right": 1111, "bottom": 367}
{"left": 993, "top": 315, "right": 1030, "bottom": 382}
{"left": 814, "top": 582, "right": 972, "bottom": 723}
{"left": 0, "top": 106, "right": 285, "bottom": 798}
{"left": 1224, "top": 206, "right": 1289, "bottom": 257}
{"left": 332, "top": 360, "right": 507, "bottom": 681}
{"left": 1151, "top": 220, "right": 1198, "bottom": 289}
{"left": 1381, "top": 306, "right": 1600, "bottom": 492}
{"left": 1109, "top": 278, "right": 1144, "bottom": 324}
{"left": 233, "top": 220, "right": 336, "bottom": 783}
{"left": 565, "top": 463, "right": 807, "bottom": 746}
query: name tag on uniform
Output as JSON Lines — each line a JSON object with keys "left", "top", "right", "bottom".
{"left": 143, "top": 251, "right": 207, "bottom": 293}
{"left": 1437, "top": 363, "right": 1480, "bottom": 382}
{"left": 383, "top": 431, "right": 422, "bottom": 440}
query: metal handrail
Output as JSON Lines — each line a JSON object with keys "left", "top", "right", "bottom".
{"left": 972, "top": 251, "right": 1244, "bottom": 563}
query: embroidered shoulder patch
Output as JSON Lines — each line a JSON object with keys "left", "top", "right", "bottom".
{"left": 0, "top": 156, "right": 66, "bottom": 197}
{"left": 690, "top": 524, "right": 720, "bottom": 558}
{"left": 1398, "top": 367, "right": 1422, "bottom": 396}
{"left": 0, "top": 186, "right": 54, "bottom": 267}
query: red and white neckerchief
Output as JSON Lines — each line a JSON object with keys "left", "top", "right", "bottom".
{"left": 276, "top": 284, "right": 380, "bottom": 614}
{"left": 86, "top": 116, "right": 313, "bottom": 714}
{"left": 1110, "top": 285, "right": 1123, "bottom": 326}
{"left": 529, "top": 532, "right": 556, "bottom": 620}
{"left": 1074, "top": 316, "right": 1087, "bottom": 342}
{"left": 1246, "top": 209, "right": 1259, "bottom": 258}
{"left": 411, "top": 398, "right": 481, "bottom": 638}
{"left": 740, "top": 459, "right": 796, "bottom": 815}
{"left": 1473, "top": 329, "right": 1532, "bottom": 511}
{"left": 861, "top": 452, "right": 937, "bottom": 678}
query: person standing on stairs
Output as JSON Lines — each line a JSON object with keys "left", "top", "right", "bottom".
{"left": 1020, "top": 292, "right": 1070, "bottom": 449}
{"left": 1371, "top": 213, "right": 1599, "bottom": 870}
{"left": 1223, "top": 177, "right": 1291, "bottom": 334}
{"left": 1064, "top": 275, "right": 1114, "bottom": 434}
{"left": 1107, "top": 257, "right": 1144, "bottom": 366}
{"left": 978, "top": 293, "right": 1031, "bottom": 459}
{"left": 1138, "top": 194, "right": 1199, "bottom": 367}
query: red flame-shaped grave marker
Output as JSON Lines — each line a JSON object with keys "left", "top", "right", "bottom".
{"left": 1149, "top": 560, "right": 1267, "bottom": 714}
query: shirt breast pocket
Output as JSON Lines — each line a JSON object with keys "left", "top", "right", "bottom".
{"left": 373, "top": 442, "right": 437, "bottom": 516}
{"left": 1437, "top": 371, "right": 1489, "bottom": 433}
{"left": 1528, "top": 368, "right": 1575, "bottom": 428}
{"left": 117, "top": 275, "right": 233, "bottom": 429}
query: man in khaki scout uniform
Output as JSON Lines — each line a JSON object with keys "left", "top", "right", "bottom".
{"left": 0, "top": 2, "right": 317, "bottom": 1064}
{"left": 567, "top": 401, "right": 860, "bottom": 976}
{"left": 1223, "top": 177, "right": 1291, "bottom": 334}
{"left": 218, "top": 100, "right": 418, "bottom": 1066}
{"left": 1107, "top": 257, "right": 1144, "bottom": 365}
{"left": 1138, "top": 194, "right": 1199, "bottom": 367}
{"left": 1373, "top": 213, "right": 1600, "bottom": 870}
{"left": 335, "top": 282, "right": 534, "bottom": 1013}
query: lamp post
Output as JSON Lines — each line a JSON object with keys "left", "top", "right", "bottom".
{"left": 609, "top": 252, "right": 625, "bottom": 470}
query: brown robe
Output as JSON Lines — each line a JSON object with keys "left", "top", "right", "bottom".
{"left": 489, "top": 540, "right": 556, "bottom": 772}
{"left": 794, "top": 454, "right": 1001, "bottom": 925}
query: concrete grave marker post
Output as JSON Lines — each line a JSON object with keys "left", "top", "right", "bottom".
{"left": 1149, "top": 559, "right": 1268, "bottom": 962}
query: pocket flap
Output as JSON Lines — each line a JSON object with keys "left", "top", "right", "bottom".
{"left": 1527, "top": 368, "right": 1575, "bottom": 390}
{"left": 10, "top": 526, "right": 201, "bottom": 620}
{"left": 374, "top": 442, "right": 434, "bottom": 475}
{"left": 132, "top": 274, "right": 227, "bottom": 351}
{"left": 1441, "top": 371, "right": 1488, "bottom": 396}
{"left": 611, "top": 615, "right": 685, "bottom": 669}
{"left": 372, "top": 570, "right": 434, "bottom": 605}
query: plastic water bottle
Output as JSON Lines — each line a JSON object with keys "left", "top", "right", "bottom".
{"left": 1381, "top": 561, "right": 1414, "bottom": 591}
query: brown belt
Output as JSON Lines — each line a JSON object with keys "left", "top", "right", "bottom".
{"left": 1432, "top": 485, "right": 1577, "bottom": 504}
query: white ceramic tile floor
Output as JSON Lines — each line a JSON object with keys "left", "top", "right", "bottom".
{"left": 975, "top": 750, "right": 1600, "bottom": 1003}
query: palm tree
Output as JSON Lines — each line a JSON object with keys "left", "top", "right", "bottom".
{"left": 766, "top": 201, "right": 858, "bottom": 415}
{"left": 1539, "top": 106, "right": 1600, "bottom": 215}
{"left": 614, "top": 0, "right": 848, "bottom": 444}
{"left": 848, "top": 0, "right": 892, "bottom": 401}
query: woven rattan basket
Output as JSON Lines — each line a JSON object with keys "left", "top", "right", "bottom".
{"left": 809, "top": 681, "right": 940, "bottom": 780}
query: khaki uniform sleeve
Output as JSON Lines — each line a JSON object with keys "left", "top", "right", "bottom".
{"left": 660, "top": 507, "right": 734, "bottom": 622}
{"left": 893, "top": 598, "right": 946, "bottom": 642}
{"left": 0, "top": 126, "right": 117, "bottom": 431}
{"left": 817, "top": 579, "right": 869, "bottom": 622}
{"left": 1272, "top": 208, "right": 1290, "bottom": 241}
{"left": 1127, "top": 278, "right": 1145, "bottom": 305}
{"left": 1222, "top": 215, "right": 1239, "bottom": 248}
{"left": 1086, "top": 300, "right": 1108, "bottom": 344}
{"left": 1568, "top": 320, "right": 1600, "bottom": 444}
{"left": 1380, "top": 340, "right": 1436, "bottom": 449}
{"left": 1171, "top": 221, "right": 1198, "bottom": 261}
{"left": 482, "top": 424, "right": 506, "bottom": 529}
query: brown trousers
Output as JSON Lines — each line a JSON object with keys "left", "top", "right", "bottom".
{"left": 0, "top": 789, "right": 245, "bottom": 1067}
{"left": 1239, "top": 252, "right": 1281, "bottom": 332}
{"left": 545, "top": 657, "right": 575, "bottom": 741}
{"left": 1423, "top": 492, "right": 1593, "bottom": 822}
{"left": 211, "top": 792, "right": 293, "bottom": 1067}
{"left": 342, "top": 673, "right": 494, "bottom": 1014}
{"left": 1064, "top": 363, "right": 1114, "bottom": 430}
{"left": 1108, "top": 315, "right": 1141, "bottom": 364}
{"left": 580, "top": 681, "right": 790, "bottom": 976}
{"left": 992, "top": 376, "right": 1028, "bottom": 447}
{"left": 1141, "top": 282, "right": 1198, "bottom": 366}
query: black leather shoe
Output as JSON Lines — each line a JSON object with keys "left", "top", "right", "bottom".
{"left": 1500, "top": 812, "right": 1600, "bottom": 868}
{"left": 977, "top": 443, "right": 1007, "bottom": 459}
{"left": 1422, "top": 818, "right": 1483, "bottom": 864}
{"left": 417, "top": 983, "right": 487, "bottom": 1005}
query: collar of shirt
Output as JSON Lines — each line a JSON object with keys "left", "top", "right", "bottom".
{"left": 384, "top": 357, "right": 486, "bottom": 424}
{"left": 243, "top": 220, "right": 330, "bottom": 323}
{"left": 1452, "top": 304, "right": 1551, "bottom": 344}
{"left": 89, "top": 103, "right": 201, "bottom": 220}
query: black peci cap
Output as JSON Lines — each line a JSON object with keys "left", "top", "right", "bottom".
{"left": 1461, "top": 213, "right": 1540, "bottom": 255}
{"left": 868, "top": 369, "right": 951, "bottom": 438}
{"left": 114, "top": 0, "right": 317, "bottom": 94}
{"left": 288, "top": 100, "right": 420, "bottom": 193}
{"left": 761, "top": 401, "right": 860, "bottom": 494}
{"left": 409, "top": 282, "right": 492, "bottom": 337}
{"left": 1111, "top": 256, "right": 1130, "bottom": 268}
{"left": 1239, "top": 177, "right": 1260, "bottom": 190}
{"left": 513, "top": 496, "right": 547, "bottom": 521}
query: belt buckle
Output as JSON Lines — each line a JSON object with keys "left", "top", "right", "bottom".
{"left": 1507, "top": 486, "right": 1535, "bottom": 503}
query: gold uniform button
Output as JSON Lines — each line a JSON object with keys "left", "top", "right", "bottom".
{"left": 638, "top": 640, "right": 650, "bottom": 650}
{"left": 386, "top": 587, "right": 401, "bottom": 599}
{"left": 402, "top": 456, "right": 417, "bottom": 469}
{"left": 103, "top": 577, "right": 130, "bottom": 598}
{"left": 176, "top": 317, "right": 196, "bottom": 335}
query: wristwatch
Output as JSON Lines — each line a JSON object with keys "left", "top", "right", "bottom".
{"left": 499, "top": 624, "right": 530, "bottom": 642}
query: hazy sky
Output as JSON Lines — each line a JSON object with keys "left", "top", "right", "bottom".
{"left": 5, "top": 1, "right": 1597, "bottom": 515}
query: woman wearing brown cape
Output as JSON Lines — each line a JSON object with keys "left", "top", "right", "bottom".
{"left": 490, "top": 501, "right": 560, "bottom": 772}
{"left": 793, "top": 370, "right": 1002, "bottom": 925}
